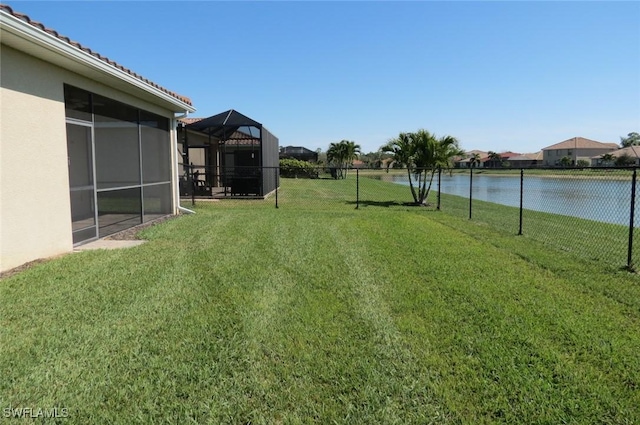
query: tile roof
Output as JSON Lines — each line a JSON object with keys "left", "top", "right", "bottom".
{"left": 0, "top": 3, "right": 192, "bottom": 106}
{"left": 498, "top": 151, "right": 521, "bottom": 158}
{"left": 179, "top": 117, "right": 204, "bottom": 125}
{"left": 591, "top": 145, "right": 640, "bottom": 159}
{"left": 509, "top": 152, "right": 543, "bottom": 161}
{"left": 542, "top": 137, "right": 618, "bottom": 151}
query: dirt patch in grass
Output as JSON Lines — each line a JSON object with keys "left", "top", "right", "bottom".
{"left": 0, "top": 257, "right": 58, "bottom": 280}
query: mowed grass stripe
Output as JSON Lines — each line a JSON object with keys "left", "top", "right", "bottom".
{"left": 347, "top": 211, "right": 640, "bottom": 423}
{"left": 1, "top": 179, "right": 639, "bottom": 423}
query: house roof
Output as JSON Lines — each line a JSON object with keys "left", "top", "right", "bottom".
{"left": 180, "top": 117, "right": 204, "bottom": 125}
{"left": 465, "top": 150, "right": 488, "bottom": 157}
{"left": 509, "top": 151, "right": 543, "bottom": 161}
{"left": 591, "top": 145, "right": 640, "bottom": 159}
{"left": 0, "top": 3, "right": 193, "bottom": 109}
{"left": 542, "top": 137, "right": 618, "bottom": 151}
{"left": 281, "top": 146, "right": 316, "bottom": 155}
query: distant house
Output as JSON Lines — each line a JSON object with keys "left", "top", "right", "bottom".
{"left": 591, "top": 146, "right": 640, "bottom": 166}
{"left": 280, "top": 146, "right": 318, "bottom": 162}
{"left": 456, "top": 150, "right": 488, "bottom": 168}
{"left": 542, "top": 137, "right": 618, "bottom": 166}
{"left": 484, "top": 151, "right": 521, "bottom": 168}
{"left": 508, "top": 152, "right": 543, "bottom": 168}
{"left": 351, "top": 159, "right": 366, "bottom": 169}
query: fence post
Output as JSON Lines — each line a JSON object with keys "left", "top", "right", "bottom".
{"left": 627, "top": 168, "right": 636, "bottom": 270}
{"left": 469, "top": 167, "right": 473, "bottom": 219}
{"left": 519, "top": 168, "right": 524, "bottom": 235}
{"left": 190, "top": 165, "right": 195, "bottom": 207}
{"left": 437, "top": 166, "right": 442, "bottom": 211}
{"left": 275, "top": 167, "right": 279, "bottom": 209}
{"left": 355, "top": 169, "right": 359, "bottom": 209}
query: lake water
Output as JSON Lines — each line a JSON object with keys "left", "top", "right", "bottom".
{"left": 377, "top": 173, "right": 637, "bottom": 226}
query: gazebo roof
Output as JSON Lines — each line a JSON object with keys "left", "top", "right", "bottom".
{"left": 185, "top": 109, "right": 262, "bottom": 140}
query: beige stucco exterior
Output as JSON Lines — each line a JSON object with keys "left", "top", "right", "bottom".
{"left": 1, "top": 46, "right": 72, "bottom": 272}
{"left": 543, "top": 147, "right": 617, "bottom": 166}
{"left": 0, "top": 44, "right": 187, "bottom": 272}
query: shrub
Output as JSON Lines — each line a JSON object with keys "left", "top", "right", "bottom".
{"left": 280, "top": 158, "right": 319, "bottom": 178}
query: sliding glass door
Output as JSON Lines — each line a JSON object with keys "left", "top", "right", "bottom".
{"left": 66, "top": 122, "right": 97, "bottom": 244}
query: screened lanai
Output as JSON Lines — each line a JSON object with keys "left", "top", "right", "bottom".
{"left": 178, "top": 109, "right": 279, "bottom": 198}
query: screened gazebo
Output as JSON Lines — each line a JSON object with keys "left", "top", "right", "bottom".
{"left": 178, "top": 109, "right": 279, "bottom": 198}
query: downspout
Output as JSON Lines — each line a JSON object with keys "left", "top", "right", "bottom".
{"left": 179, "top": 205, "right": 195, "bottom": 214}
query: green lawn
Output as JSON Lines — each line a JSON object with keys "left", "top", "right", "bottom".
{"left": 1, "top": 178, "right": 639, "bottom": 424}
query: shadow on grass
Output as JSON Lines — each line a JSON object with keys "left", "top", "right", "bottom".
{"left": 346, "top": 200, "right": 438, "bottom": 209}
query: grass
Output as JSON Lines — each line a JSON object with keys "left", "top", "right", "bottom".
{"left": 353, "top": 172, "right": 639, "bottom": 269}
{"left": 1, "top": 177, "right": 639, "bottom": 424}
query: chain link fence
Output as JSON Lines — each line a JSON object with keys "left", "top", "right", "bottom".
{"left": 182, "top": 164, "right": 639, "bottom": 270}
{"left": 432, "top": 168, "right": 638, "bottom": 270}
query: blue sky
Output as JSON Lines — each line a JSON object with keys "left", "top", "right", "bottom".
{"left": 9, "top": 1, "right": 640, "bottom": 154}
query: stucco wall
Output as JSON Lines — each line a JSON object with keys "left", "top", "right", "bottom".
{"left": 543, "top": 147, "right": 616, "bottom": 166}
{"left": 0, "top": 45, "right": 177, "bottom": 272}
{"left": 1, "top": 46, "right": 72, "bottom": 272}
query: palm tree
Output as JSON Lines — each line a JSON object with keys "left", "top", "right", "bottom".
{"left": 415, "top": 132, "right": 462, "bottom": 204}
{"left": 469, "top": 153, "right": 481, "bottom": 169}
{"left": 487, "top": 151, "right": 503, "bottom": 168}
{"left": 381, "top": 133, "right": 419, "bottom": 201}
{"left": 341, "top": 140, "right": 361, "bottom": 178}
{"left": 381, "top": 130, "right": 462, "bottom": 205}
{"left": 327, "top": 140, "right": 360, "bottom": 179}
{"left": 600, "top": 153, "right": 616, "bottom": 166}
{"left": 326, "top": 142, "right": 343, "bottom": 179}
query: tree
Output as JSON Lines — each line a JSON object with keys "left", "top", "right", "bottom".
{"left": 600, "top": 153, "right": 616, "bottom": 166}
{"left": 469, "top": 153, "right": 481, "bottom": 169}
{"left": 418, "top": 132, "right": 463, "bottom": 203}
{"left": 360, "top": 151, "right": 383, "bottom": 168}
{"left": 615, "top": 153, "right": 636, "bottom": 167}
{"left": 558, "top": 156, "right": 572, "bottom": 167}
{"left": 342, "top": 140, "right": 361, "bottom": 177}
{"left": 315, "top": 148, "right": 327, "bottom": 165}
{"left": 576, "top": 159, "right": 590, "bottom": 168}
{"left": 620, "top": 132, "right": 640, "bottom": 148}
{"left": 487, "top": 151, "right": 503, "bottom": 168}
{"left": 381, "top": 133, "right": 418, "bottom": 200}
{"left": 381, "top": 130, "right": 462, "bottom": 205}
{"left": 327, "top": 140, "right": 361, "bottom": 179}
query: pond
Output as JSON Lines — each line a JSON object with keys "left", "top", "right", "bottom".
{"left": 376, "top": 173, "right": 637, "bottom": 226}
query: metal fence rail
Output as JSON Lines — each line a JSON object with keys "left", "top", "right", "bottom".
{"left": 181, "top": 164, "right": 639, "bottom": 271}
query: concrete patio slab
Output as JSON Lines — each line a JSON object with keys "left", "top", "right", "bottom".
{"left": 74, "top": 239, "right": 146, "bottom": 251}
